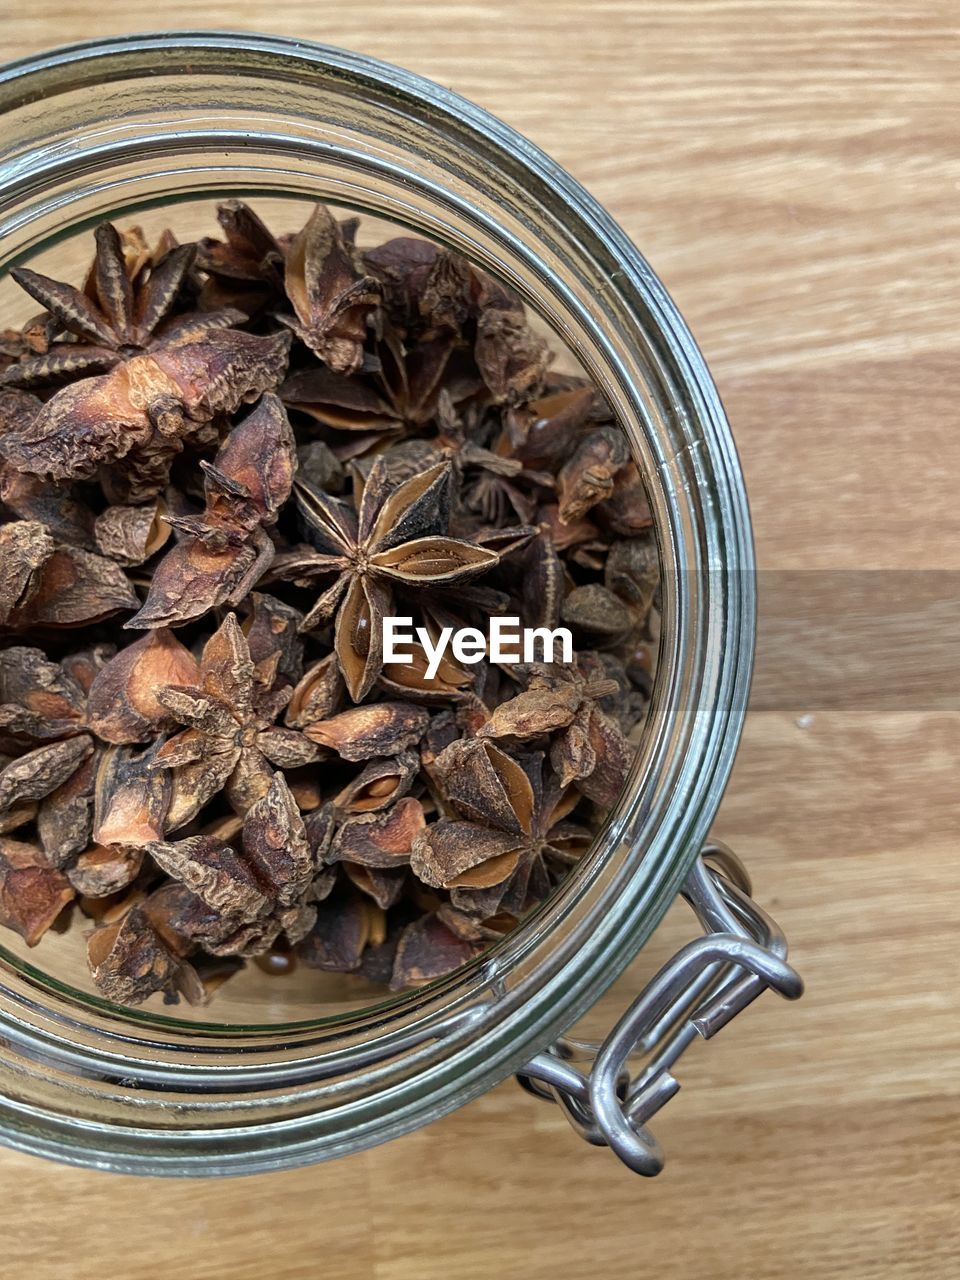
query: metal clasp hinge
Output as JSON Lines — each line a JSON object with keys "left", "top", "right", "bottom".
{"left": 516, "top": 841, "right": 803, "bottom": 1175}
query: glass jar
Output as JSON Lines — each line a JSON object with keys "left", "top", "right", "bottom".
{"left": 0, "top": 32, "right": 760, "bottom": 1176}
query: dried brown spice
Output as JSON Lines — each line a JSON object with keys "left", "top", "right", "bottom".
{"left": 242, "top": 592, "right": 305, "bottom": 691}
{"left": 87, "top": 904, "right": 196, "bottom": 1005}
{"left": 0, "top": 449, "right": 97, "bottom": 549}
{"left": 331, "top": 752, "right": 420, "bottom": 814}
{"left": 93, "top": 740, "right": 172, "bottom": 846}
{"left": 2, "top": 331, "right": 291, "bottom": 502}
{"left": 410, "top": 740, "right": 589, "bottom": 917}
{"left": 93, "top": 499, "right": 170, "bottom": 566}
{"left": 152, "top": 612, "right": 318, "bottom": 824}
{"left": 302, "top": 700, "right": 429, "bottom": 762}
{"left": 286, "top": 457, "right": 498, "bottom": 700}
{"left": 390, "top": 912, "right": 483, "bottom": 989}
{"left": 2, "top": 224, "right": 202, "bottom": 388}
{"left": 0, "top": 200, "right": 657, "bottom": 1008}
{"left": 280, "top": 205, "right": 381, "bottom": 375}
{"left": 0, "top": 736, "right": 94, "bottom": 822}
{"left": 0, "top": 837, "right": 75, "bottom": 945}
{"left": 67, "top": 843, "right": 144, "bottom": 899}
{"left": 326, "top": 796, "right": 425, "bottom": 869}
{"left": 1, "top": 226, "right": 294, "bottom": 500}
{"left": 477, "top": 655, "right": 632, "bottom": 804}
{"left": 195, "top": 200, "right": 286, "bottom": 315}
{"left": 296, "top": 892, "right": 380, "bottom": 973}
{"left": 86, "top": 630, "right": 200, "bottom": 744}
{"left": 556, "top": 426, "right": 631, "bottom": 524}
{"left": 0, "top": 645, "right": 87, "bottom": 744}
{"left": 0, "top": 645, "right": 106, "bottom": 860}
{"left": 285, "top": 653, "right": 345, "bottom": 728}
{"left": 0, "top": 518, "right": 141, "bottom": 629}
{"left": 146, "top": 773, "right": 314, "bottom": 941}
{"left": 0, "top": 520, "right": 54, "bottom": 624}
{"left": 37, "top": 746, "right": 102, "bottom": 865}
{"left": 127, "top": 393, "right": 297, "bottom": 627}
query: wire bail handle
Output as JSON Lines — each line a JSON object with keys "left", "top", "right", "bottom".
{"left": 516, "top": 842, "right": 803, "bottom": 1175}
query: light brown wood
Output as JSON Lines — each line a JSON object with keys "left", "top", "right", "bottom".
{"left": 3, "top": 4, "right": 959, "bottom": 1277}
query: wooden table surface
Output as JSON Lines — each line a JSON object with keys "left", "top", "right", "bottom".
{"left": 4, "top": 4, "right": 958, "bottom": 1277}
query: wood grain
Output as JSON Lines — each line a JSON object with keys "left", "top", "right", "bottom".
{"left": 3, "top": 4, "right": 959, "bottom": 1277}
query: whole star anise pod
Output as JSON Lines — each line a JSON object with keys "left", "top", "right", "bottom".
{"left": 286, "top": 458, "right": 499, "bottom": 701}
{"left": 0, "top": 644, "right": 111, "bottom": 869}
{"left": 435, "top": 393, "right": 553, "bottom": 527}
{"left": 126, "top": 393, "right": 297, "bottom": 628}
{"left": 0, "top": 225, "right": 291, "bottom": 500}
{"left": 410, "top": 739, "right": 590, "bottom": 917}
{"left": 152, "top": 612, "right": 319, "bottom": 825}
{"left": 0, "top": 223, "right": 209, "bottom": 389}
{"left": 279, "top": 205, "right": 381, "bottom": 375}
{"left": 195, "top": 200, "right": 287, "bottom": 315}
{"left": 144, "top": 771, "right": 316, "bottom": 960}
{"left": 477, "top": 654, "right": 632, "bottom": 806}
{"left": 281, "top": 325, "right": 480, "bottom": 461}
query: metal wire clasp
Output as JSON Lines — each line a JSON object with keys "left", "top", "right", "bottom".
{"left": 516, "top": 842, "right": 803, "bottom": 1175}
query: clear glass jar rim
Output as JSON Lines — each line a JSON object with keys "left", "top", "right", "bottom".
{"left": 0, "top": 32, "right": 756, "bottom": 1174}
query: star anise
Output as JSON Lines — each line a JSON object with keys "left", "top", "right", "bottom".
{"left": 329, "top": 752, "right": 421, "bottom": 815}
{"left": 281, "top": 324, "right": 478, "bottom": 461}
{"left": 295, "top": 888, "right": 386, "bottom": 974}
{"left": 0, "top": 837, "right": 75, "bottom": 946}
{"left": 323, "top": 793, "right": 426, "bottom": 910}
{"left": 286, "top": 458, "right": 499, "bottom": 701}
{"left": 389, "top": 910, "right": 484, "bottom": 989}
{"left": 281, "top": 234, "right": 542, "bottom": 458}
{"left": 0, "top": 204, "right": 653, "bottom": 1007}
{"left": 0, "top": 226, "right": 291, "bottom": 500}
{"left": 363, "top": 235, "right": 444, "bottom": 330}
{"left": 411, "top": 739, "right": 590, "bottom": 918}
{"left": 14, "top": 330, "right": 289, "bottom": 502}
{"left": 241, "top": 592, "right": 306, "bottom": 692}
{"left": 85, "top": 629, "right": 201, "bottom": 744}
{"left": 435, "top": 393, "right": 553, "bottom": 527}
{"left": 143, "top": 771, "right": 316, "bottom": 961}
{"left": 500, "top": 378, "right": 608, "bottom": 468}
{"left": 0, "top": 644, "right": 111, "bottom": 863}
{"left": 0, "top": 445, "right": 97, "bottom": 551}
{"left": 535, "top": 502, "right": 608, "bottom": 571}
{"left": 302, "top": 701, "right": 430, "bottom": 761}
{"left": 387, "top": 244, "right": 551, "bottom": 406}
{"left": 152, "top": 612, "right": 319, "bottom": 825}
{"left": 593, "top": 462, "right": 653, "bottom": 537}
{"left": 126, "top": 392, "right": 297, "bottom": 628}
{"left": 477, "top": 654, "right": 632, "bottom": 805}
{"left": 93, "top": 496, "right": 171, "bottom": 567}
{"left": 86, "top": 901, "right": 198, "bottom": 1006}
{"left": 279, "top": 205, "right": 381, "bottom": 375}
{"left": 1, "top": 223, "right": 208, "bottom": 388}
{"left": 0, "top": 517, "right": 140, "bottom": 629}
{"left": 195, "top": 200, "right": 286, "bottom": 315}
{"left": 92, "top": 738, "right": 172, "bottom": 848}
{"left": 281, "top": 365, "right": 405, "bottom": 448}
{"left": 561, "top": 582, "right": 636, "bottom": 645}
{"left": 556, "top": 425, "right": 631, "bottom": 524}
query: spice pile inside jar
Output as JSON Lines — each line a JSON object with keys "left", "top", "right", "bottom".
{"left": 0, "top": 202, "right": 658, "bottom": 1006}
